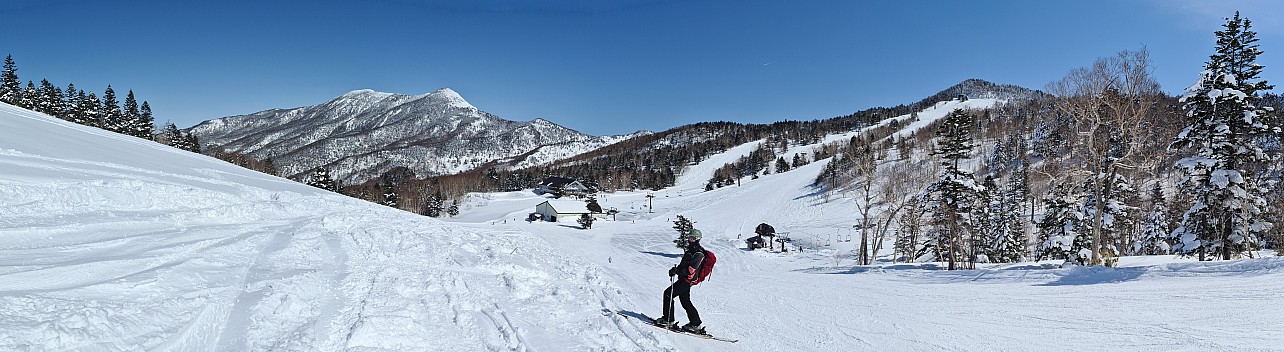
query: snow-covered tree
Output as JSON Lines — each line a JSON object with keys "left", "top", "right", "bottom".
{"left": 578, "top": 213, "right": 595, "bottom": 229}
{"left": 423, "top": 191, "right": 444, "bottom": 217}
{"left": 673, "top": 215, "right": 694, "bottom": 248}
{"left": 1076, "top": 173, "right": 1138, "bottom": 265}
{"left": 447, "top": 199, "right": 460, "bottom": 217}
{"left": 36, "top": 79, "right": 64, "bottom": 117}
{"left": 0, "top": 55, "right": 20, "bottom": 105}
{"left": 80, "top": 92, "right": 101, "bottom": 128}
{"left": 19, "top": 81, "right": 36, "bottom": 109}
{"left": 305, "top": 167, "right": 340, "bottom": 193}
{"left": 1134, "top": 183, "right": 1173, "bottom": 255}
{"left": 100, "top": 85, "right": 124, "bottom": 133}
{"left": 380, "top": 178, "right": 399, "bottom": 208}
{"left": 139, "top": 102, "right": 156, "bottom": 140}
{"left": 1170, "top": 12, "right": 1278, "bottom": 260}
{"left": 1036, "top": 183, "right": 1082, "bottom": 262}
{"left": 586, "top": 195, "right": 603, "bottom": 213}
{"left": 919, "top": 109, "right": 983, "bottom": 270}
{"left": 1048, "top": 47, "right": 1160, "bottom": 266}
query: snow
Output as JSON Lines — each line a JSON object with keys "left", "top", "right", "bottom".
{"left": 890, "top": 98, "right": 1002, "bottom": 141}
{"left": 5, "top": 102, "right": 1284, "bottom": 351}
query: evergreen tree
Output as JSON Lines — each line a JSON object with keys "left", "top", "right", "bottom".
{"left": 305, "top": 167, "right": 340, "bottom": 193}
{"left": 380, "top": 178, "right": 399, "bottom": 208}
{"left": 81, "top": 92, "right": 101, "bottom": 127}
{"left": 996, "top": 161, "right": 1031, "bottom": 262}
{"left": 1035, "top": 183, "right": 1082, "bottom": 262}
{"left": 36, "top": 79, "right": 64, "bottom": 116}
{"left": 19, "top": 81, "right": 36, "bottom": 109}
{"left": 0, "top": 55, "right": 19, "bottom": 105}
{"left": 100, "top": 85, "right": 124, "bottom": 133}
{"left": 424, "top": 190, "right": 445, "bottom": 217}
{"left": 1076, "top": 174, "right": 1137, "bottom": 265}
{"left": 672, "top": 215, "right": 694, "bottom": 248}
{"left": 63, "top": 83, "right": 79, "bottom": 121}
{"left": 121, "top": 91, "right": 151, "bottom": 139}
{"left": 919, "top": 109, "right": 983, "bottom": 270}
{"left": 447, "top": 199, "right": 460, "bottom": 217}
{"left": 578, "top": 213, "right": 595, "bottom": 229}
{"left": 585, "top": 194, "right": 603, "bottom": 213}
{"left": 775, "top": 156, "right": 791, "bottom": 173}
{"left": 1170, "top": 12, "right": 1278, "bottom": 260}
{"left": 182, "top": 132, "right": 201, "bottom": 153}
{"left": 138, "top": 101, "right": 155, "bottom": 140}
{"left": 1135, "top": 183, "right": 1173, "bottom": 255}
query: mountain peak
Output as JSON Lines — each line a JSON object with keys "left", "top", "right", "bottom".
{"left": 426, "top": 87, "right": 474, "bottom": 109}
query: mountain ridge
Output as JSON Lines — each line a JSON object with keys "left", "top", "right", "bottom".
{"left": 189, "top": 88, "right": 643, "bottom": 184}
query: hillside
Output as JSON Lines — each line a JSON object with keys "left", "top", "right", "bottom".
{"left": 0, "top": 103, "right": 662, "bottom": 351}
{"left": 188, "top": 88, "right": 644, "bottom": 184}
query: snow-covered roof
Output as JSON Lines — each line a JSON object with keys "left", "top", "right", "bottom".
{"left": 538, "top": 199, "right": 595, "bottom": 213}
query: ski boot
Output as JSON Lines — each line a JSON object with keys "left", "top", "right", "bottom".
{"left": 681, "top": 322, "right": 706, "bottom": 335}
{"left": 652, "top": 316, "right": 678, "bottom": 329}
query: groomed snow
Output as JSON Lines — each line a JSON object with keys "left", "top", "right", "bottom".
{"left": 4, "top": 101, "right": 1284, "bottom": 351}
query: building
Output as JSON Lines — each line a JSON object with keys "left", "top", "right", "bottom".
{"left": 533, "top": 200, "right": 598, "bottom": 222}
{"left": 535, "top": 176, "right": 591, "bottom": 197}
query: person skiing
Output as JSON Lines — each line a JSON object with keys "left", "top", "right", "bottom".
{"left": 655, "top": 228, "right": 707, "bottom": 334}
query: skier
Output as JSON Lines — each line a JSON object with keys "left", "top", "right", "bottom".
{"left": 655, "top": 228, "right": 707, "bottom": 334}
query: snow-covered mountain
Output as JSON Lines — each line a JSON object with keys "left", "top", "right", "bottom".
{"left": 188, "top": 88, "right": 645, "bottom": 184}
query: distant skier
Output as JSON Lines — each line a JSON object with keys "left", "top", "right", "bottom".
{"left": 655, "top": 228, "right": 710, "bottom": 334}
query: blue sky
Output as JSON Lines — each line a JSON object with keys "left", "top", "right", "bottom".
{"left": 2, "top": 0, "right": 1280, "bottom": 135}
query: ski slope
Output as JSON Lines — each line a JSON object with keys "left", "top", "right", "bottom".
{"left": 4, "top": 101, "right": 1284, "bottom": 351}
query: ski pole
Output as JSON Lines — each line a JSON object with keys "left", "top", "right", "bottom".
{"left": 665, "top": 267, "right": 676, "bottom": 320}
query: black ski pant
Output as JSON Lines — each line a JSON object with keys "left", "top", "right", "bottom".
{"left": 662, "top": 280, "right": 701, "bottom": 326}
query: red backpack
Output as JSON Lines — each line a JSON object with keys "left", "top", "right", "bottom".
{"left": 691, "top": 250, "right": 716, "bottom": 285}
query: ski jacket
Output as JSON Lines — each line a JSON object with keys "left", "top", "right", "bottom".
{"left": 671, "top": 242, "right": 706, "bottom": 285}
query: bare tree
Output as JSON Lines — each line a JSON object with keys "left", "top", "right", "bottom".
{"left": 1046, "top": 48, "right": 1162, "bottom": 266}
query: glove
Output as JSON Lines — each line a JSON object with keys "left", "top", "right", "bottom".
{"left": 668, "top": 266, "right": 678, "bottom": 277}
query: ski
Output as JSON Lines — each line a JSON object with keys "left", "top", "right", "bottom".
{"left": 609, "top": 310, "right": 738, "bottom": 343}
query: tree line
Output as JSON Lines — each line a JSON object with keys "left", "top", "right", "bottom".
{"left": 0, "top": 54, "right": 200, "bottom": 152}
{"left": 813, "top": 13, "right": 1283, "bottom": 269}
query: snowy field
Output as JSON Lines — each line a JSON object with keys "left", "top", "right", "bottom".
{"left": 3, "top": 102, "right": 1284, "bottom": 351}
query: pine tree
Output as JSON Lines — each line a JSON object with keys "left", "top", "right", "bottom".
{"left": 183, "top": 133, "right": 201, "bottom": 153}
{"left": 305, "top": 167, "right": 340, "bottom": 193}
{"left": 63, "top": 83, "right": 79, "bottom": 121}
{"left": 424, "top": 190, "right": 445, "bottom": 217}
{"left": 1076, "top": 174, "right": 1137, "bottom": 265}
{"left": 100, "top": 85, "right": 124, "bottom": 133}
{"left": 122, "top": 91, "right": 149, "bottom": 139}
{"left": 36, "top": 79, "right": 64, "bottom": 116}
{"left": 1135, "top": 183, "right": 1173, "bottom": 255}
{"left": 447, "top": 199, "right": 460, "bottom": 217}
{"left": 919, "top": 109, "right": 983, "bottom": 270}
{"left": 81, "top": 92, "right": 101, "bottom": 127}
{"left": 672, "top": 215, "right": 694, "bottom": 248}
{"left": 138, "top": 101, "right": 155, "bottom": 140}
{"left": 19, "top": 81, "right": 36, "bottom": 109}
{"left": 1170, "top": 12, "right": 1278, "bottom": 260}
{"left": 1035, "top": 183, "right": 1082, "bottom": 262}
{"left": 0, "top": 55, "right": 19, "bottom": 105}
{"left": 994, "top": 160, "right": 1032, "bottom": 262}
{"left": 578, "top": 213, "right": 595, "bottom": 229}
{"left": 380, "top": 178, "right": 398, "bottom": 208}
